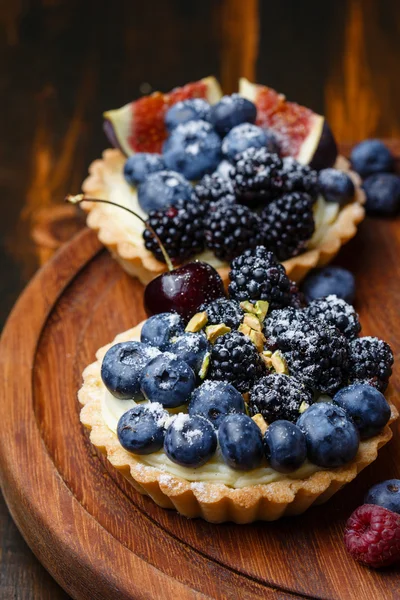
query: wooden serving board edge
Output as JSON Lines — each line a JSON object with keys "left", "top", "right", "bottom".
{"left": 0, "top": 228, "right": 311, "bottom": 600}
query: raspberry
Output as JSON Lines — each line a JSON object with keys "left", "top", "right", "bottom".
{"left": 344, "top": 504, "right": 400, "bottom": 568}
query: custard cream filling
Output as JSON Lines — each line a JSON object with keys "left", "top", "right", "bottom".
{"left": 101, "top": 326, "right": 325, "bottom": 488}
{"left": 99, "top": 161, "right": 338, "bottom": 263}
{"left": 100, "top": 165, "right": 225, "bottom": 269}
{"left": 101, "top": 388, "right": 322, "bottom": 488}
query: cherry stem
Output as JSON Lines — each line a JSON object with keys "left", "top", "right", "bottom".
{"left": 65, "top": 194, "right": 174, "bottom": 271}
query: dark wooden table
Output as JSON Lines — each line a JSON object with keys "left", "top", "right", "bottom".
{"left": 1, "top": 1, "right": 400, "bottom": 598}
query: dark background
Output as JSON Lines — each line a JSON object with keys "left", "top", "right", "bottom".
{"left": 0, "top": 0, "right": 399, "bottom": 597}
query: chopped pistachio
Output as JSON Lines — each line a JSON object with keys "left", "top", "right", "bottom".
{"left": 299, "top": 401, "right": 309, "bottom": 414}
{"left": 250, "top": 330, "right": 266, "bottom": 353}
{"left": 243, "top": 313, "right": 262, "bottom": 332}
{"left": 252, "top": 413, "right": 268, "bottom": 435}
{"left": 261, "top": 350, "right": 273, "bottom": 369}
{"left": 185, "top": 311, "right": 208, "bottom": 333}
{"left": 206, "top": 323, "right": 231, "bottom": 343}
{"left": 240, "top": 300, "right": 257, "bottom": 314}
{"left": 238, "top": 323, "right": 252, "bottom": 337}
{"left": 271, "top": 350, "right": 289, "bottom": 374}
{"left": 199, "top": 352, "right": 211, "bottom": 380}
{"left": 254, "top": 300, "right": 270, "bottom": 322}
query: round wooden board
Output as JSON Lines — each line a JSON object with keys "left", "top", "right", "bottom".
{"left": 1, "top": 223, "right": 400, "bottom": 600}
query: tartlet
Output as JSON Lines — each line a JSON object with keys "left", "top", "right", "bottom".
{"left": 80, "top": 77, "right": 365, "bottom": 285}
{"left": 79, "top": 321, "right": 397, "bottom": 524}
{"left": 82, "top": 149, "right": 365, "bottom": 285}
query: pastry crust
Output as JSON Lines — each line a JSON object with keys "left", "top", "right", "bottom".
{"left": 78, "top": 323, "right": 397, "bottom": 524}
{"left": 81, "top": 149, "right": 365, "bottom": 285}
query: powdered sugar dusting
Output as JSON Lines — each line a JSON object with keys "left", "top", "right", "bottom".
{"left": 306, "top": 294, "right": 361, "bottom": 340}
{"left": 147, "top": 346, "right": 162, "bottom": 359}
{"left": 185, "top": 429, "right": 203, "bottom": 444}
{"left": 171, "top": 412, "right": 190, "bottom": 431}
{"left": 175, "top": 120, "right": 212, "bottom": 137}
{"left": 146, "top": 402, "right": 168, "bottom": 427}
{"left": 166, "top": 176, "right": 180, "bottom": 187}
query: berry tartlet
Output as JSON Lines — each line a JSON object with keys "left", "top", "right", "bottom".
{"left": 81, "top": 77, "right": 365, "bottom": 285}
{"left": 79, "top": 248, "right": 397, "bottom": 523}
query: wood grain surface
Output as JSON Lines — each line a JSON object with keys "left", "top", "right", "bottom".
{"left": 0, "top": 212, "right": 400, "bottom": 599}
{"left": 1, "top": 1, "right": 400, "bottom": 597}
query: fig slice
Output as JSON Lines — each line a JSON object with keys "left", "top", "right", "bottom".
{"left": 104, "top": 76, "right": 222, "bottom": 156}
{"left": 239, "top": 78, "right": 338, "bottom": 169}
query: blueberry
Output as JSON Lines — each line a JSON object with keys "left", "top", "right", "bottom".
{"left": 362, "top": 173, "right": 400, "bottom": 216}
{"left": 140, "top": 353, "right": 196, "bottom": 408}
{"left": 140, "top": 313, "right": 184, "bottom": 350}
{"left": 163, "top": 120, "right": 221, "bottom": 180}
{"left": 221, "top": 123, "right": 276, "bottom": 161}
{"left": 350, "top": 139, "right": 394, "bottom": 178}
{"left": 301, "top": 266, "right": 356, "bottom": 304}
{"left": 117, "top": 404, "right": 168, "bottom": 454}
{"left": 209, "top": 94, "right": 257, "bottom": 136}
{"left": 101, "top": 342, "right": 160, "bottom": 400}
{"left": 164, "top": 413, "right": 217, "bottom": 467}
{"left": 188, "top": 381, "right": 245, "bottom": 428}
{"left": 218, "top": 413, "right": 264, "bottom": 470}
{"left": 165, "top": 99, "right": 211, "bottom": 132}
{"left": 365, "top": 479, "right": 400, "bottom": 514}
{"left": 333, "top": 383, "right": 390, "bottom": 440}
{"left": 123, "top": 153, "right": 165, "bottom": 186}
{"left": 137, "top": 170, "right": 192, "bottom": 213}
{"left": 264, "top": 420, "right": 307, "bottom": 474}
{"left": 318, "top": 168, "right": 355, "bottom": 205}
{"left": 167, "top": 332, "right": 210, "bottom": 376}
{"left": 297, "top": 402, "right": 359, "bottom": 468}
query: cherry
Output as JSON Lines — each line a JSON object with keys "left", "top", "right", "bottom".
{"left": 65, "top": 194, "right": 226, "bottom": 320}
{"left": 144, "top": 261, "right": 225, "bottom": 321}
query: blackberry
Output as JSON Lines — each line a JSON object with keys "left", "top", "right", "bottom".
{"left": 278, "top": 157, "right": 319, "bottom": 198}
{"left": 277, "top": 320, "right": 349, "bottom": 395}
{"left": 204, "top": 200, "right": 265, "bottom": 262}
{"left": 289, "top": 280, "right": 306, "bottom": 309}
{"left": 228, "top": 246, "right": 292, "bottom": 310}
{"left": 348, "top": 337, "right": 394, "bottom": 392}
{"left": 143, "top": 199, "right": 205, "bottom": 264}
{"left": 260, "top": 192, "right": 315, "bottom": 261}
{"left": 249, "top": 374, "right": 313, "bottom": 423}
{"left": 229, "top": 147, "right": 283, "bottom": 205}
{"left": 194, "top": 173, "right": 236, "bottom": 206}
{"left": 208, "top": 331, "right": 265, "bottom": 392}
{"left": 306, "top": 295, "right": 361, "bottom": 340}
{"left": 263, "top": 307, "right": 307, "bottom": 349}
{"left": 199, "top": 298, "right": 244, "bottom": 329}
